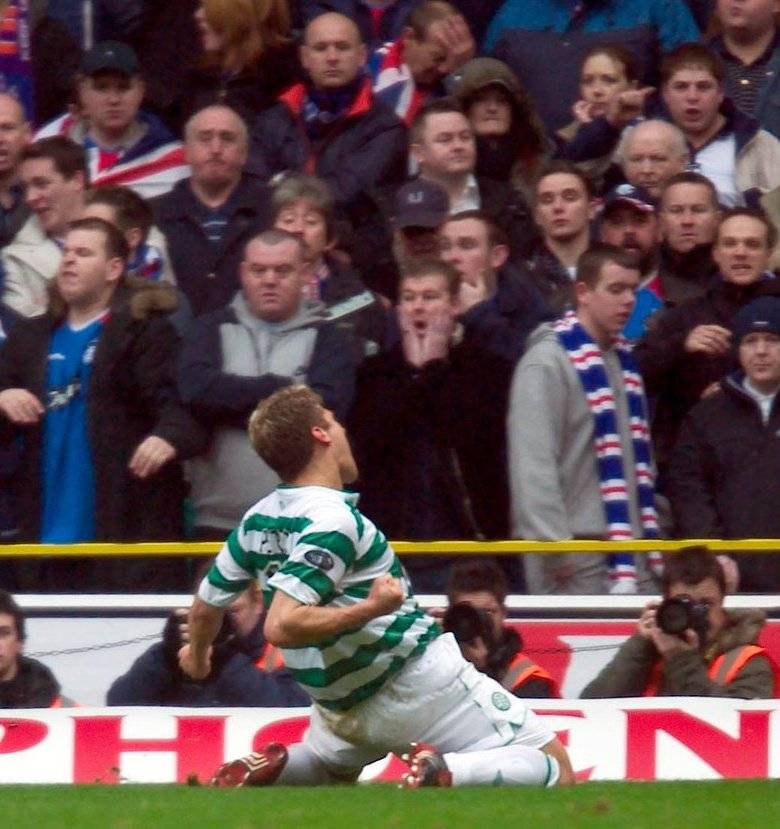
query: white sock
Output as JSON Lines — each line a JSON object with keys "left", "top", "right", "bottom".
{"left": 443, "top": 745, "right": 560, "bottom": 787}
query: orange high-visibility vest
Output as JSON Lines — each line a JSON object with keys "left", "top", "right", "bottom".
{"left": 502, "top": 652, "right": 559, "bottom": 698}
{"left": 255, "top": 642, "right": 286, "bottom": 672}
{"left": 644, "top": 644, "right": 778, "bottom": 696}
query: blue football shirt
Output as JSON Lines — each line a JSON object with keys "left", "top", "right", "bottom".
{"left": 40, "top": 316, "right": 106, "bottom": 542}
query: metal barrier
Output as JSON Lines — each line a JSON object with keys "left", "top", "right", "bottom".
{"left": 1, "top": 538, "right": 780, "bottom": 557}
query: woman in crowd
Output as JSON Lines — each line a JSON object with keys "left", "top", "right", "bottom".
{"left": 271, "top": 173, "right": 389, "bottom": 363}
{"left": 557, "top": 45, "right": 639, "bottom": 193}
{"left": 179, "top": 0, "right": 298, "bottom": 127}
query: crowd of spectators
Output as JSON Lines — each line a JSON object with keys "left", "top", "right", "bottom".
{"left": 0, "top": 0, "right": 779, "bottom": 605}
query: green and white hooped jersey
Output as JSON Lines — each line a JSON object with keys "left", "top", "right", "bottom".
{"left": 198, "top": 485, "right": 440, "bottom": 711}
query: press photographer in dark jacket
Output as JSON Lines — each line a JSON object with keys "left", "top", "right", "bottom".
{"left": 108, "top": 582, "right": 309, "bottom": 707}
{"left": 445, "top": 560, "right": 557, "bottom": 698}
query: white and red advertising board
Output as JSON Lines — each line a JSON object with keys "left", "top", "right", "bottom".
{"left": 1, "top": 700, "right": 780, "bottom": 784}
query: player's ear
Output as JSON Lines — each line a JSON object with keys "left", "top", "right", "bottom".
{"left": 311, "top": 425, "right": 332, "bottom": 446}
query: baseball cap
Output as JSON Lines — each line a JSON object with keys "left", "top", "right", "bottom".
{"left": 602, "top": 183, "right": 657, "bottom": 216}
{"left": 81, "top": 41, "right": 139, "bottom": 77}
{"left": 393, "top": 180, "right": 450, "bottom": 230}
{"left": 732, "top": 296, "right": 780, "bottom": 345}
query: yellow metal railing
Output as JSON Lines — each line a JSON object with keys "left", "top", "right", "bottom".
{"left": 0, "top": 539, "right": 778, "bottom": 557}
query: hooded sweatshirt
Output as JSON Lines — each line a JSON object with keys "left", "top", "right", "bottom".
{"left": 187, "top": 294, "right": 333, "bottom": 530}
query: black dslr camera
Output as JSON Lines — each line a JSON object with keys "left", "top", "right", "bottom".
{"left": 442, "top": 602, "right": 497, "bottom": 649}
{"left": 656, "top": 596, "right": 710, "bottom": 646}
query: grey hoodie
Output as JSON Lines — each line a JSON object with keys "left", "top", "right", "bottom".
{"left": 187, "top": 294, "right": 329, "bottom": 531}
{"left": 508, "top": 322, "right": 652, "bottom": 593}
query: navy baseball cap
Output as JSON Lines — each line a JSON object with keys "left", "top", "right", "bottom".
{"left": 393, "top": 180, "right": 450, "bottom": 230}
{"left": 81, "top": 41, "right": 139, "bottom": 76}
{"left": 602, "top": 183, "right": 657, "bottom": 216}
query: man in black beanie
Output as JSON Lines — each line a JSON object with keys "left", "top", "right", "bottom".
{"left": 669, "top": 295, "right": 780, "bottom": 591}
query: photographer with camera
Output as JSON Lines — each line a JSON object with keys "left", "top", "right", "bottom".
{"left": 444, "top": 560, "right": 558, "bottom": 698}
{"left": 581, "top": 546, "right": 777, "bottom": 699}
{"left": 107, "top": 580, "right": 309, "bottom": 707}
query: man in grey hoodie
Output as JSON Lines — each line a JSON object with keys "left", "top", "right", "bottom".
{"left": 508, "top": 243, "right": 658, "bottom": 595}
{"left": 178, "top": 229, "right": 356, "bottom": 540}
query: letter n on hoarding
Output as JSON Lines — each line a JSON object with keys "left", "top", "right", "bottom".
{"left": 625, "top": 709, "right": 771, "bottom": 780}
{"left": 73, "top": 716, "right": 225, "bottom": 784}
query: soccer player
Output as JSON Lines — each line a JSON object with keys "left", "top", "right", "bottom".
{"left": 179, "top": 385, "right": 574, "bottom": 788}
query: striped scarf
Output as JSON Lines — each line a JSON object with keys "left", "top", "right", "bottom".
{"left": 370, "top": 39, "right": 429, "bottom": 125}
{"left": 554, "top": 312, "right": 660, "bottom": 591}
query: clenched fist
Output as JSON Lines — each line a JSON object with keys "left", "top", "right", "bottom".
{"left": 366, "top": 575, "right": 405, "bottom": 617}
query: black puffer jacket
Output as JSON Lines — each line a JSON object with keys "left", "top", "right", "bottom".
{"left": 669, "top": 373, "right": 780, "bottom": 591}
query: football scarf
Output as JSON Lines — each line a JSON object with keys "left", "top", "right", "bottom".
{"left": 554, "top": 311, "right": 660, "bottom": 591}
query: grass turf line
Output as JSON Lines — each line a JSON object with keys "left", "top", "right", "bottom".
{"left": 0, "top": 781, "right": 776, "bottom": 829}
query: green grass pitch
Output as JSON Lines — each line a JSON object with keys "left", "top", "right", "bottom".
{"left": 1, "top": 781, "right": 778, "bottom": 828}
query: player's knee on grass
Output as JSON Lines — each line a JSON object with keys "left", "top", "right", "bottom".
{"left": 280, "top": 744, "right": 361, "bottom": 785}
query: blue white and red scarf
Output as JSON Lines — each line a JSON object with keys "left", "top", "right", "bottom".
{"left": 35, "top": 114, "right": 189, "bottom": 200}
{"left": 554, "top": 312, "right": 660, "bottom": 590}
{"left": 370, "top": 39, "right": 428, "bottom": 125}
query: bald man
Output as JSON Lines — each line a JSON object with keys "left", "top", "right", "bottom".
{"left": 616, "top": 119, "right": 689, "bottom": 199}
{"left": 247, "top": 12, "right": 407, "bottom": 212}
{"left": 0, "top": 94, "right": 31, "bottom": 246}
{"left": 152, "top": 104, "right": 272, "bottom": 316}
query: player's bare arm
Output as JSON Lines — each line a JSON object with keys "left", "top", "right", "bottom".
{"left": 178, "top": 597, "right": 225, "bottom": 679}
{"left": 265, "top": 575, "right": 404, "bottom": 647}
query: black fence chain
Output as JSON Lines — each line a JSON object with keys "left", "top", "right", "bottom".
{"left": 28, "top": 633, "right": 162, "bottom": 658}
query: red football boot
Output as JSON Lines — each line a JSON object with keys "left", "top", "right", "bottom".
{"left": 400, "top": 742, "right": 453, "bottom": 788}
{"left": 211, "top": 742, "right": 289, "bottom": 787}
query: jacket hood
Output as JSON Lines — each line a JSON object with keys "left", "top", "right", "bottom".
{"left": 453, "top": 58, "right": 550, "bottom": 154}
{"left": 47, "top": 276, "right": 178, "bottom": 323}
{"left": 524, "top": 320, "right": 558, "bottom": 350}
{"left": 454, "top": 58, "right": 525, "bottom": 108}
{"left": 716, "top": 608, "right": 767, "bottom": 654}
{"left": 229, "top": 290, "right": 328, "bottom": 333}
{"left": 123, "top": 278, "right": 179, "bottom": 319}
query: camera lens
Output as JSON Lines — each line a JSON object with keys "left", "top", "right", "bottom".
{"left": 656, "top": 598, "right": 690, "bottom": 635}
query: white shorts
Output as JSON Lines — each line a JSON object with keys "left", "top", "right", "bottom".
{"left": 305, "top": 633, "right": 555, "bottom": 775}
